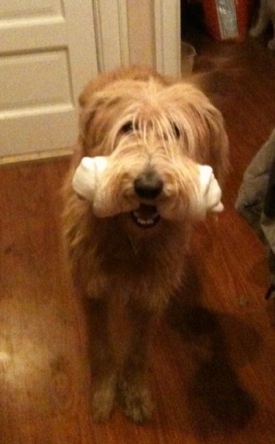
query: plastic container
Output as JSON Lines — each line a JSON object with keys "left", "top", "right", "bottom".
{"left": 202, "top": 0, "right": 251, "bottom": 42}
{"left": 181, "top": 42, "right": 196, "bottom": 76}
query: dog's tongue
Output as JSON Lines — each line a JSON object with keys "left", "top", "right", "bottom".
{"left": 136, "top": 204, "right": 157, "bottom": 219}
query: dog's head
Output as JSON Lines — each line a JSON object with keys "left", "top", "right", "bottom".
{"left": 73, "top": 76, "right": 229, "bottom": 236}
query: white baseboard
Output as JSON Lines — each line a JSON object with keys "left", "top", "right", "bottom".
{"left": 0, "top": 147, "right": 72, "bottom": 166}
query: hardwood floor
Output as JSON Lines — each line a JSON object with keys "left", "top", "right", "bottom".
{"left": 1, "top": 30, "right": 275, "bottom": 444}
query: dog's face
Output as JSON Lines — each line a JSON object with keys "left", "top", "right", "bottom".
{"left": 75, "top": 78, "right": 228, "bottom": 236}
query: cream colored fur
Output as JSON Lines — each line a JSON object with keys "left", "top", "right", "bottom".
{"left": 62, "top": 66, "right": 229, "bottom": 423}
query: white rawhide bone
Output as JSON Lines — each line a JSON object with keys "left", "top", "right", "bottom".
{"left": 72, "top": 156, "right": 108, "bottom": 202}
{"left": 72, "top": 156, "right": 224, "bottom": 219}
{"left": 196, "top": 164, "right": 224, "bottom": 215}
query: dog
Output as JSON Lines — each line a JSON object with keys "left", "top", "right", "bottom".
{"left": 250, "top": 0, "right": 275, "bottom": 50}
{"left": 62, "top": 66, "right": 229, "bottom": 423}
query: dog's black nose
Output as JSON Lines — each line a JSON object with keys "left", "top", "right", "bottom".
{"left": 134, "top": 171, "right": 163, "bottom": 199}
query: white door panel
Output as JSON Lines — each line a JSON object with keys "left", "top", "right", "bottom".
{"left": 0, "top": 0, "right": 63, "bottom": 19}
{"left": 0, "top": 0, "right": 98, "bottom": 158}
{"left": 0, "top": 18, "right": 66, "bottom": 53}
{"left": 0, "top": 51, "right": 71, "bottom": 112}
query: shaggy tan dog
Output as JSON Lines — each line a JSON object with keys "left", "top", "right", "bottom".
{"left": 62, "top": 66, "right": 229, "bottom": 423}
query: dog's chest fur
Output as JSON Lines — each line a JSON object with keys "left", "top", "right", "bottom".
{"left": 73, "top": 213, "right": 190, "bottom": 312}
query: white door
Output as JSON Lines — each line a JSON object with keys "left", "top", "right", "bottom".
{"left": 0, "top": 0, "right": 98, "bottom": 158}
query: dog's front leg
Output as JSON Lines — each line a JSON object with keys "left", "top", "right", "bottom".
{"left": 88, "top": 298, "right": 117, "bottom": 422}
{"left": 117, "top": 302, "right": 154, "bottom": 423}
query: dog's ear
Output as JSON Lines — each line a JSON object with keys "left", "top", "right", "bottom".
{"left": 78, "top": 78, "right": 130, "bottom": 159}
{"left": 71, "top": 74, "right": 113, "bottom": 163}
{"left": 194, "top": 97, "right": 229, "bottom": 185}
{"left": 73, "top": 94, "right": 107, "bottom": 163}
{"left": 68, "top": 85, "right": 98, "bottom": 167}
{"left": 70, "top": 110, "right": 96, "bottom": 168}
{"left": 170, "top": 83, "right": 230, "bottom": 185}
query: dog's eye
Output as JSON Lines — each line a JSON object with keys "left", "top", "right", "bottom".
{"left": 172, "top": 123, "right": 181, "bottom": 139}
{"left": 120, "top": 122, "right": 134, "bottom": 134}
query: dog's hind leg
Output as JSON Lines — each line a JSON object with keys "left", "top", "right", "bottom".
{"left": 117, "top": 302, "right": 154, "bottom": 423}
{"left": 88, "top": 298, "right": 117, "bottom": 422}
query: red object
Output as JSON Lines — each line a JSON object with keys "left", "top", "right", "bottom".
{"left": 202, "top": 0, "right": 252, "bottom": 42}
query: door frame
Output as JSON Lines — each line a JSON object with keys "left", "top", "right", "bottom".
{"left": 154, "top": 0, "right": 181, "bottom": 77}
{"left": 94, "top": 0, "right": 181, "bottom": 76}
{"left": 93, "top": 0, "right": 130, "bottom": 71}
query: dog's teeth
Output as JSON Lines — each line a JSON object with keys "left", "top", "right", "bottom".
{"left": 133, "top": 212, "right": 154, "bottom": 225}
{"left": 138, "top": 218, "right": 153, "bottom": 226}
{"left": 132, "top": 205, "right": 160, "bottom": 228}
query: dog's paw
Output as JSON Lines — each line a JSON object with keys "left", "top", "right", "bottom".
{"left": 92, "top": 379, "right": 116, "bottom": 422}
{"left": 117, "top": 382, "right": 153, "bottom": 423}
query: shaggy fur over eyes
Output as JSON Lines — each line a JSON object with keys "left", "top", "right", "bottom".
{"left": 62, "top": 66, "right": 229, "bottom": 423}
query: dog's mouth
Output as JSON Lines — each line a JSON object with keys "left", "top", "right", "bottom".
{"left": 131, "top": 204, "right": 160, "bottom": 228}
